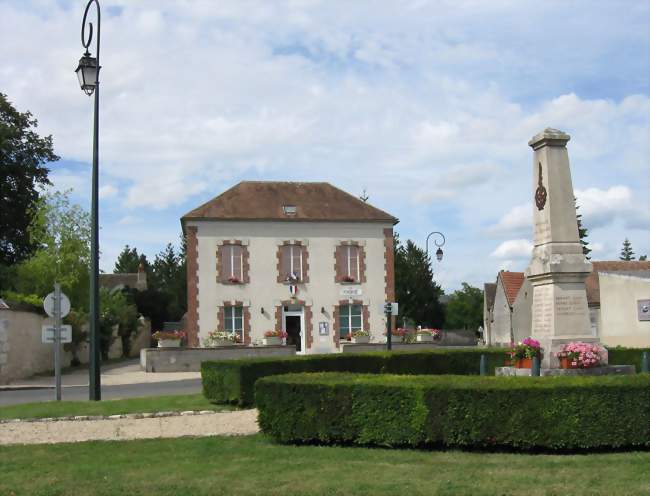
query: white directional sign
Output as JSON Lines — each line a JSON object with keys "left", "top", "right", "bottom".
{"left": 380, "top": 302, "right": 399, "bottom": 315}
{"left": 42, "top": 325, "right": 72, "bottom": 344}
{"left": 43, "top": 292, "right": 71, "bottom": 318}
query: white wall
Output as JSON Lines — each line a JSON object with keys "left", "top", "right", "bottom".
{"left": 189, "top": 220, "right": 392, "bottom": 354}
{"left": 491, "top": 279, "right": 512, "bottom": 345}
{"left": 512, "top": 278, "right": 532, "bottom": 343}
{"left": 599, "top": 273, "right": 650, "bottom": 347}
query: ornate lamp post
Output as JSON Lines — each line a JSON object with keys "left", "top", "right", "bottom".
{"left": 75, "top": 0, "right": 101, "bottom": 400}
{"left": 425, "top": 231, "right": 445, "bottom": 263}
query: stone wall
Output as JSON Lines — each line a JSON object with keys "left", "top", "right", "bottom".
{"left": 140, "top": 345, "right": 296, "bottom": 372}
{"left": 0, "top": 308, "right": 151, "bottom": 384}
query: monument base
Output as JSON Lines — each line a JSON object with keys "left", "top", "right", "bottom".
{"left": 495, "top": 365, "right": 635, "bottom": 377}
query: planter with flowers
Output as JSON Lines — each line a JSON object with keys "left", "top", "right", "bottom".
{"left": 556, "top": 342, "right": 607, "bottom": 369}
{"left": 350, "top": 329, "right": 370, "bottom": 344}
{"left": 227, "top": 276, "right": 241, "bottom": 284}
{"left": 507, "top": 337, "right": 542, "bottom": 368}
{"left": 203, "top": 330, "right": 241, "bottom": 347}
{"left": 416, "top": 329, "right": 442, "bottom": 342}
{"left": 263, "top": 330, "right": 288, "bottom": 346}
{"left": 386, "top": 327, "right": 409, "bottom": 343}
{"left": 341, "top": 275, "right": 356, "bottom": 283}
{"left": 153, "top": 330, "right": 186, "bottom": 348}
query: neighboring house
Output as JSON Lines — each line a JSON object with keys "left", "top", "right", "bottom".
{"left": 585, "top": 261, "right": 650, "bottom": 347}
{"left": 486, "top": 271, "right": 525, "bottom": 346}
{"left": 181, "top": 181, "right": 398, "bottom": 353}
{"left": 482, "top": 283, "right": 496, "bottom": 345}
{"left": 488, "top": 261, "right": 650, "bottom": 347}
{"left": 99, "top": 264, "right": 148, "bottom": 292}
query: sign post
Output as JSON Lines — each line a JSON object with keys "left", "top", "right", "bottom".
{"left": 385, "top": 302, "right": 393, "bottom": 351}
{"left": 43, "top": 284, "right": 71, "bottom": 401}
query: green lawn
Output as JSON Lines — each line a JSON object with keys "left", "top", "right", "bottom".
{"left": 0, "top": 394, "right": 230, "bottom": 420}
{"left": 1, "top": 435, "right": 649, "bottom": 495}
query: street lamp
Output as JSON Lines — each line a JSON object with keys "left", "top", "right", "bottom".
{"left": 76, "top": 0, "right": 101, "bottom": 401}
{"left": 425, "top": 231, "right": 445, "bottom": 262}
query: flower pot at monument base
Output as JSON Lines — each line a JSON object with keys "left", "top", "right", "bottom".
{"left": 515, "top": 358, "right": 533, "bottom": 369}
{"left": 157, "top": 338, "right": 181, "bottom": 348}
{"left": 262, "top": 336, "right": 282, "bottom": 346}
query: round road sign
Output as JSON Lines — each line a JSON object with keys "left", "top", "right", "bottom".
{"left": 43, "top": 292, "right": 71, "bottom": 318}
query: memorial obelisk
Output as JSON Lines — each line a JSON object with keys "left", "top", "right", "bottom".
{"left": 525, "top": 128, "right": 598, "bottom": 369}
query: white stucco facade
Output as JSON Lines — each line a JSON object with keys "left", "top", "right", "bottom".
{"left": 491, "top": 281, "right": 512, "bottom": 346}
{"left": 187, "top": 219, "right": 392, "bottom": 354}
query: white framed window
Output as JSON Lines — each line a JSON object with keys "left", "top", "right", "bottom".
{"left": 221, "top": 245, "right": 243, "bottom": 281}
{"left": 224, "top": 306, "right": 243, "bottom": 341}
{"left": 344, "top": 245, "right": 360, "bottom": 281}
{"left": 281, "top": 245, "right": 303, "bottom": 281}
{"left": 339, "top": 304, "right": 362, "bottom": 338}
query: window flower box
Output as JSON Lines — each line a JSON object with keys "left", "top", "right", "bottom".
{"left": 227, "top": 276, "right": 241, "bottom": 284}
{"left": 350, "top": 329, "right": 369, "bottom": 343}
{"left": 341, "top": 275, "right": 356, "bottom": 283}
{"left": 263, "top": 330, "right": 287, "bottom": 346}
{"left": 416, "top": 334, "right": 433, "bottom": 342}
{"left": 157, "top": 338, "right": 181, "bottom": 348}
{"left": 203, "top": 331, "right": 241, "bottom": 347}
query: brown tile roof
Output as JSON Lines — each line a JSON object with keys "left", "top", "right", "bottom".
{"left": 181, "top": 181, "right": 398, "bottom": 224}
{"left": 484, "top": 283, "right": 497, "bottom": 310}
{"left": 498, "top": 271, "right": 525, "bottom": 307}
{"left": 585, "top": 260, "right": 650, "bottom": 306}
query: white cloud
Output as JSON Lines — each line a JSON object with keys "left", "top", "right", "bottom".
{"left": 99, "top": 184, "right": 118, "bottom": 199}
{"left": 576, "top": 186, "right": 649, "bottom": 230}
{"left": 488, "top": 203, "right": 532, "bottom": 236}
{"left": 491, "top": 239, "right": 533, "bottom": 259}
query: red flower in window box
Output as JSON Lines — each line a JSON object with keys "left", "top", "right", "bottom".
{"left": 342, "top": 275, "right": 356, "bottom": 283}
{"left": 228, "top": 276, "right": 240, "bottom": 284}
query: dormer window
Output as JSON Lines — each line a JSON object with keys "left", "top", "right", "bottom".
{"left": 282, "top": 205, "right": 297, "bottom": 216}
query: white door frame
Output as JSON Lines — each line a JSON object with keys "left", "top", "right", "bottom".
{"left": 282, "top": 306, "right": 305, "bottom": 354}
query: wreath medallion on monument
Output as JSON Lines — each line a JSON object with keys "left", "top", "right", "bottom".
{"left": 535, "top": 162, "right": 547, "bottom": 211}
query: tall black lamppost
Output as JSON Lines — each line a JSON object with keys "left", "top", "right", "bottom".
{"left": 75, "top": 0, "right": 101, "bottom": 400}
{"left": 425, "top": 231, "right": 445, "bottom": 263}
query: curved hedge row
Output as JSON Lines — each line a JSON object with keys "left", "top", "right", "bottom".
{"left": 256, "top": 372, "right": 650, "bottom": 450}
{"left": 201, "top": 348, "right": 508, "bottom": 406}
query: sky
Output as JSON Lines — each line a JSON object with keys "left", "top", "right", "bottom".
{"left": 1, "top": 0, "right": 649, "bottom": 292}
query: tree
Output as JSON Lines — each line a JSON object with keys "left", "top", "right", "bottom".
{"left": 99, "top": 288, "right": 141, "bottom": 360}
{"left": 114, "top": 245, "right": 149, "bottom": 274}
{"left": 575, "top": 197, "right": 591, "bottom": 259}
{"left": 0, "top": 93, "right": 59, "bottom": 271}
{"left": 640, "top": 255, "right": 648, "bottom": 261}
{"left": 394, "top": 234, "right": 444, "bottom": 328}
{"left": 620, "top": 238, "right": 635, "bottom": 261}
{"left": 10, "top": 191, "right": 90, "bottom": 311}
{"left": 151, "top": 241, "right": 186, "bottom": 322}
{"left": 444, "top": 283, "right": 483, "bottom": 330}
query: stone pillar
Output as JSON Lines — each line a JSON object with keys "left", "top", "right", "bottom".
{"left": 525, "top": 128, "right": 598, "bottom": 368}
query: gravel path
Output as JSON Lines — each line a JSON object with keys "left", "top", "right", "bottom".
{"left": 0, "top": 409, "right": 259, "bottom": 445}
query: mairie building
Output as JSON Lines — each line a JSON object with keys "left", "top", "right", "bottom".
{"left": 181, "top": 181, "right": 398, "bottom": 354}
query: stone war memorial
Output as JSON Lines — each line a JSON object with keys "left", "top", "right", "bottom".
{"left": 498, "top": 128, "right": 634, "bottom": 376}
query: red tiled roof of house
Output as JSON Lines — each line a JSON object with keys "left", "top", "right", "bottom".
{"left": 182, "top": 181, "right": 398, "bottom": 224}
{"left": 585, "top": 260, "right": 650, "bottom": 306}
{"left": 498, "top": 271, "right": 525, "bottom": 307}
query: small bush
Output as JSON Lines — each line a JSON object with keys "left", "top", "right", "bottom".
{"left": 201, "top": 349, "right": 507, "bottom": 406}
{"left": 256, "top": 373, "right": 650, "bottom": 451}
{"left": 608, "top": 347, "right": 650, "bottom": 373}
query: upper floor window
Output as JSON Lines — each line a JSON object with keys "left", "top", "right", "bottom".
{"left": 218, "top": 244, "right": 247, "bottom": 284}
{"left": 280, "top": 244, "right": 303, "bottom": 281}
{"left": 336, "top": 244, "right": 361, "bottom": 283}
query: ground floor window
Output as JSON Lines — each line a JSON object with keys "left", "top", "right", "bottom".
{"left": 339, "top": 304, "right": 362, "bottom": 338}
{"left": 224, "top": 306, "right": 244, "bottom": 342}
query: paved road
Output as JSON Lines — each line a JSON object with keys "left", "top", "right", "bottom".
{"left": 0, "top": 379, "right": 202, "bottom": 406}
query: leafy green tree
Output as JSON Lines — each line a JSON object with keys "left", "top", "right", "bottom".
{"left": 99, "top": 288, "right": 141, "bottom": 360}
{"left": 10, "top": 191, "right": 90, "bottom": 311}
{"left": 640, "top": 255, "right": 648, "bottom": 261}
{"left": 394, "top": 234, "right": 444, "bottom": 328}
{"left": 0, "top": 93, "right": 58, "bottom": 273}
{"left": 151, "top": 241, "right": 186, "bottom": 322}
{"left": 620, "top": 238, "right": 635, "bottom": 261}
{"left": 444, "top": 283, "right": 483, "bottom": 330}
{"left": 575, "top": 197, "right": 591, "bottom": 259}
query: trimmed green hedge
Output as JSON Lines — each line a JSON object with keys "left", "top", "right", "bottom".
{"left": 608, "top": 347, "right": 650, "bottom": 372}
{"left": 256, "top": 372, "right": 650, "bottom": 450}
{"left": 201, "top": 348, "right": 508, "bottom": 406}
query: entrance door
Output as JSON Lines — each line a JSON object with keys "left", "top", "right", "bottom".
{"left": 283, "top": 305, "right": 304, "bottom": 352}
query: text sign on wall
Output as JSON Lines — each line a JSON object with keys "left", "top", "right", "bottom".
{"left": 319, "top": 322, "right": 329, "bottom": 336}
{"left": 340, "top": 287, "right": 362, "bottom": 297}
{"left": 639, "top": 300, "right": 650, "bottom": 321}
